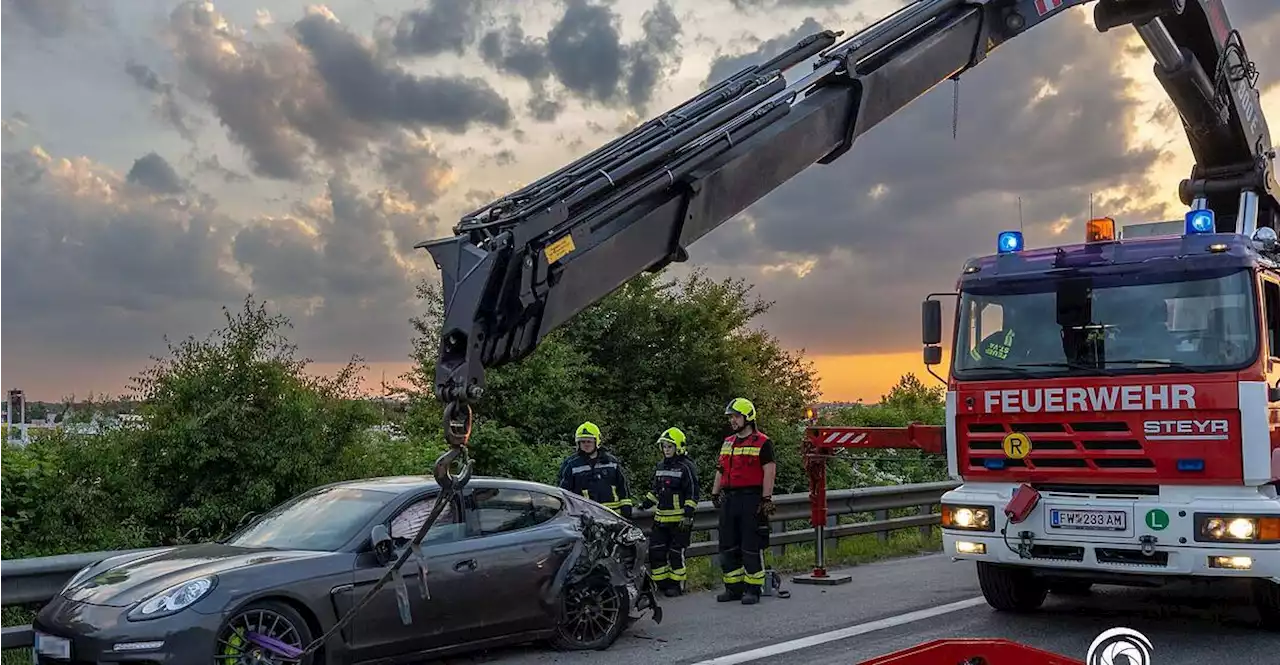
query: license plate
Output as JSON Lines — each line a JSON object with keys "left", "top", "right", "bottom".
{"left": 33, "top": 632, "right": 71, "bottom": 660}
{"left": 1050, "top": 509, "right": 1127, "bottom": 531}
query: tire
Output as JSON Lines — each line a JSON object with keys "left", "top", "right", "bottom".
{"left": 1253, "top": 579, "right": 1280, "bottom": 631}
{"left": 550, "top": 578, "right": 632, "bottom": 651}
{"left": 976, "top": 562, "right": 1049, "bottom": 612}
{"left": 1047, "top": 579, "right": 1093, "bottom": 596}
{"left": 215, "top": 599, "right": 316, "bottom": 665}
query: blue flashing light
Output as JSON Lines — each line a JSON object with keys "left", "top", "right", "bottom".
{"left": 1185, "top": 208, "right": 1215, "bottom": 235}
{"left": 983, "top": 458, "right": 1006, "bottom": 470}
{"left": 997, "top": 231, "right": 1024, "bottom": 254}
{"left": 1176, "top": 458, "right": 1206, "bottom": 472}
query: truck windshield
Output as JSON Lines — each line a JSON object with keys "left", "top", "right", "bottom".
{"left": 953, "top": 267, "right": 1257, "bottom": 378}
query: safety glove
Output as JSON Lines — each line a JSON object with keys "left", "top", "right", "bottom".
{"left": 711, "top": 492, "right": 722, "bottom": 509}
{"left": 680, "top": 505, "right": 695, "bottom": 531}
{"left": 757, "top": 496, "right": 776, "bottom": 518}
{"left": 640, "top": 497, "right": 656, "bottom": 511}
{"left": 621, "top": 504, "right": 634, "bottom": 520}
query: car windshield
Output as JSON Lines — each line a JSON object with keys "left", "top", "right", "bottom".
{"left": 225, "top": 486, "right": 395, "bottom": 551}
{"left": 953, "top": 267, "right": 1257, "bottom": 378}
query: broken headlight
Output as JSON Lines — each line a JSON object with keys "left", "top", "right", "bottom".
{"left": 618, "top": 525, "right": 645, "bottom": 545}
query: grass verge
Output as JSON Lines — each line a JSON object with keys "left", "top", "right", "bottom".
{"left": 683, "top": 526, "right": 943, "bottom": 592}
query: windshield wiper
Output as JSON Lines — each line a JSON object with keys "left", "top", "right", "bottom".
{"left": 1014, "top": 362, "right": 1117, "bottom": 376}
{"left": 1103, "top": 359, "right": 1210, "bottom": 373}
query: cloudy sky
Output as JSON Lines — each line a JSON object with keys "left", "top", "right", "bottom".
{"left": 3, "top": 0, "right": 1278, "bottom": 403}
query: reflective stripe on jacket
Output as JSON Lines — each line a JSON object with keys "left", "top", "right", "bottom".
{"left": 558, "top": 451, "right": 633, "bottom": 511}
{"left": 719, "top": 432, "right": 768, "bottom": 488}
{"left": 645, "top": 455, "right": 698, "bottom": 523}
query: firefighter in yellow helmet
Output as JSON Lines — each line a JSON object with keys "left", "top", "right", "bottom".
{"left": 639, "top": 427, "right": 699, "bottom": 596}
{"left": 557, "top": 421, "right": 634, "bottom": 518}
{"left": 710, "top": 397, "right": 776, "bottom": 605}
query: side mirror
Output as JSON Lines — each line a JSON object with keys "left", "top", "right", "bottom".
{"left": 1269, "top": 380, "right": 1280, "bottom": 403}
{"left": 922, "top": 299, "right": 942, "bottom": 346}
{"left": 923, "top": 345, "right": 943, "bottom": 366}
{"left": 370, "top": 524, "right": 394, "bottom": 566}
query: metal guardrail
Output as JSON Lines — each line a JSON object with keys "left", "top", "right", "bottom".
{"left": 0, "top": 480, "right": 959, "bottom": 650}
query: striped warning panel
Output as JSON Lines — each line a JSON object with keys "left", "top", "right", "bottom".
{"left": 822, "top": 431, "right": 868, "bottom": 445}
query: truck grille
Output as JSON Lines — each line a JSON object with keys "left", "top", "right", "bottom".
{"left": 963, "top": 420, "right": 1154, "bottom": 474}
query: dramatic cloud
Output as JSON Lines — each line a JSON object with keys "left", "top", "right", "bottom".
{"left": 126, "top": 152, "right": 186, "bottom": 194}
{"left": 163, "top": 1, "right": 511, "bottom": 181}
{"left": 124, "top": 60, "right": 195, "bottom": 141}
{"left": 377, "top": 133, "right": 457, "bottom": 205}
{"left": 469, "top": 0, "right": 684, "bottom": 117}
{"left": 390, "top": 0, "right": 486, "bottom": 57}
{"left": 2, "top": 0, "right": 1276, "bottom": 401}
{"left": 0, "top": 146, "right": 242, "bottom": 352}
{"left": 1, "top": 143, "right": 434, "bottom": 378}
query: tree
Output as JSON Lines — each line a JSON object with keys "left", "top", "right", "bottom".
{"left": 118, "top": 297, "right": 414, "bottom": 541}
{"left": 404, "top": 268, "right": 822, "bottom": 495}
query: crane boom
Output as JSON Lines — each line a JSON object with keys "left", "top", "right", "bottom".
{"left": 418, "top": 0, "right": 1276, "bottom": 414}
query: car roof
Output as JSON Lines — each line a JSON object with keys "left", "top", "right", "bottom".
{"left": 323, "top": 475, "right": 564, "bottom": 496}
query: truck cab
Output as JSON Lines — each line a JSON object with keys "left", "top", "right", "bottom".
{"left": 923, "top": 209, "right": 1280, "bottom": 628}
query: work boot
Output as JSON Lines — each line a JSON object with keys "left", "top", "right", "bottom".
{"left": 663, "top": 587, "right": 682, "bottom": 597}
{"left": 741, "top": 590, "right": 760, "bottom": 605}
{"left": 716, "top": 588, "right": 742, "bottom": 602}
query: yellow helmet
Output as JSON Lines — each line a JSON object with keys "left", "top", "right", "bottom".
{"left": 725, "top": 397, "right": 756, "bottom": 421}
{"left": 657, "top": 427, "right": 687, "bottom": 455}
{"left": 575, "top": 421, "right": 601, "bottom": 443}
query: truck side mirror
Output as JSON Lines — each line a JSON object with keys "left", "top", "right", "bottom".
{"left": 922, "top": 299, "right": 942, "bottom": 346}
{"left": 923, "top": 345, "right": 943, "bottom": 366}
{"left": 1269, "top": 380, "right": 1280, "bottom": 403}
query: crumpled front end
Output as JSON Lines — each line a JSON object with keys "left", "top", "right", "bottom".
{"left": 554, "top": 495, "right": 663, "bottom": 625}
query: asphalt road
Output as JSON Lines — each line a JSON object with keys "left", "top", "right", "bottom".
{"left": 426, "top": 552, "right": 1275, "bottom": 665}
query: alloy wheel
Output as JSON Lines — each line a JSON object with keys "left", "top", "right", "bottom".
{"left": 560, "top": 581, "right": 623, "bottom": 645}
{"left": 215, "top": 607, "right": 305, "bottom": 665}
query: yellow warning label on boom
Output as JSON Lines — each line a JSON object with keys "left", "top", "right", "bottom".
{"left": 545, "top": 234, "right": 576, "bottom": 264}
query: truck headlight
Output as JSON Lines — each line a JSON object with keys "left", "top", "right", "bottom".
{"left": 941, "top": 504, "right": 994, "bottom": 532}
{"left": 1194, "top": 514, "right": 1280, "bottom": 543}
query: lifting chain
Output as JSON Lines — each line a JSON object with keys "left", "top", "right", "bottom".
{"left": 247, "top": 399, "right": 477, "bottom": 662}
{"left": 437, "top": 399, "right": 475, "bottom": 491}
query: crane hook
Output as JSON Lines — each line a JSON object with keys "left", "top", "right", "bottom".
{"left": 436, "top": 400, "right": 474, "bottom": 491}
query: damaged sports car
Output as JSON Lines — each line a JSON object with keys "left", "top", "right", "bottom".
{"left": 31, "top": 476, "right": 662, "bottom": 664}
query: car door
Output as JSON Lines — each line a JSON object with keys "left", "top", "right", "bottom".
{"left": 456, "top": 486, "right": 573, "bottom": 639}
{"left": 333, "top": 491, "right": 482, "bottom": 663}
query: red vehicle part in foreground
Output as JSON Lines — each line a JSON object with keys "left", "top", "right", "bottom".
{"left": 855, "top": 638, "right": 1084, "bottom": 665}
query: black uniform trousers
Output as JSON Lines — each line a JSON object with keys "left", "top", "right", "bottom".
{"left": 648, "top": 522, "right": 691, "bottom": 590}
{"left": 718, "top": 487, "right": 767, "bottom": 594}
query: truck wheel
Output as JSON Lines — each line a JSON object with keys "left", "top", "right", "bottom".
{"left": 1048, "top": 580, "right": 1093, "bottom": 596}
{"left": 977, "top": 562, "right": 1048, "bottom": 612}
{"left": 1253, "top": 579, "right": 1280, "bottom": 631}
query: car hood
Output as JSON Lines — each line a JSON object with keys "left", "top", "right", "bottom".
{"left": 63, "top": 542, "right": 330, "bottom": 607}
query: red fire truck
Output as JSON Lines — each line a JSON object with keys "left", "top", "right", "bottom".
{"left": 803, "top": 213, "right": 1280, "bottom": 630}
{"left": 937, "top": 214, "right": 1279, "bottom": 624}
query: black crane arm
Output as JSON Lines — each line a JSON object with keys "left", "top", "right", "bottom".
{"left": 1092, "top": 0, "right": 1276, "bottom": 231}
{"left": 418, "top": 0, "right": 1276, "bottom": 413}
